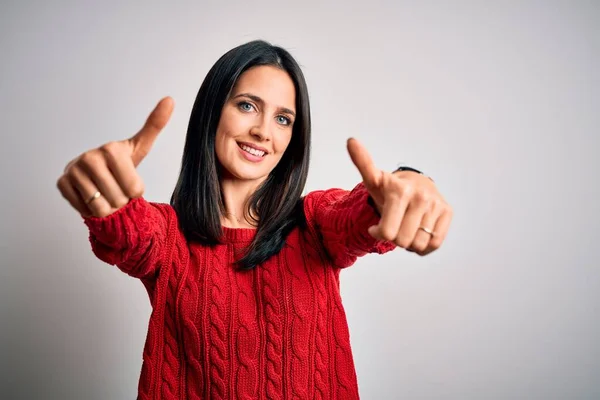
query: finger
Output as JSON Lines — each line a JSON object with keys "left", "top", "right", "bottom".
{"left": 394, "top": 197, "right": 430, "bottom": 249}
{"left": 409, "top": 209, "right": 441, "bottom": 255}
{"left": 420, "top": 207, "right": 453, "bottom": 256}
{"left": 130, "top": 96, "right": 174, "bottom": 166}
{"left": 82, "top": 161, "right": 130, "bottom": 209}
{"left": 347, "top": 137, "right": 381, "bottom": 189}
{"left": 105, "top": 149, "right": 145, "bottom": 199}
{"left": 368, "top": 192, "right": 409, "bottom": 241}
{"left": 63, "top": 158, "right": 77, "bottom": 173}
{"left": 68, "top": 166, "right": 113, "bottom": 217}
{"left": 57, "top": 175, "right": 92, "bottom": 217}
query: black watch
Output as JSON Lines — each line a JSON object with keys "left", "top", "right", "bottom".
{"left": 393, "top": 166, "right": 434, "bottom": 182}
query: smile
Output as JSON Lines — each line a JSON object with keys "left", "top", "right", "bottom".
{"left": 238, "top": 143, "right": 266, "bottom": 157}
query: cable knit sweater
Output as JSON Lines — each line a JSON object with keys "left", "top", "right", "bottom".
{"left": 84, "top": 183, "right": 396, "bottom": 399}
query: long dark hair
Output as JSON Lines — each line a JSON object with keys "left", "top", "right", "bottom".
{"left": 170, "top": 40, "right": 311, "bottom": 270}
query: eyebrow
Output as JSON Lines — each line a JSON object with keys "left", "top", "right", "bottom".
{"left": 232, "top": 92, "right": 296, "bottom": 117}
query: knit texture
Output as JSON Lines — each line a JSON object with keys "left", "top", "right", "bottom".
{"left": 84, "top": 183, "right": 395, "bottom": 399}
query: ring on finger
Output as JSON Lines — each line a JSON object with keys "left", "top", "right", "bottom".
{"left": 418, "top": 226, "right": 435, "bottom": 236}
{"left": 86, "top": 191, "right": 102, "bottom": 205}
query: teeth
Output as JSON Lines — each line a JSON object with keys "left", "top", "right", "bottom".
{"left": 240, "top": 144, "right": 265, "bottom": 157}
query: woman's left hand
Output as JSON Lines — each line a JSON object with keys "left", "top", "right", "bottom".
{"left": 347, "top": 138, "right": 453, "bottom": 256}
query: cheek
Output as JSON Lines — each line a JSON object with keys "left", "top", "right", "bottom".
{"left": 214, "top": 128, "right": 226, "bottom": 154}
{"left": 220, "top": 107, "right": 252, "bottom": 136}
{"left": 273, "top": 131, "right": 293, "bottom": 155}
{"left": 214, "top": 125, "right": 233, "bottom": 165}
{"left": 215, "top": 114, "right": 241, "bottom": 153}
{"left": 216, "top": 108, "right": 236, "bottom": 136}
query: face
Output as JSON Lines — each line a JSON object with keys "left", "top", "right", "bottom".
{"left": 215, "top": 65, "right": 296, "bottom": 184}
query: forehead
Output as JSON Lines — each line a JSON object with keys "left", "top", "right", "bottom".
{"left": 232, "top": 66, "right": 296, "bottom": 111}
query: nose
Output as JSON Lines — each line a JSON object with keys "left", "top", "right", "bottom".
{"left": 249, "top": 116, "right": 272, "bottom": 141}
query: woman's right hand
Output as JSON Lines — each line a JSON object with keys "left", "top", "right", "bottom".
{"left": 57, "top": 97, "right": 174, "bottom": 218}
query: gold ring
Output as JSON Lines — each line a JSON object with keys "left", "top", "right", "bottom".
{"left": 86, "top": 191, "right": 101, "bottom": 204}
{"left": 419, "top": 226, "right": 435, "bottom": 236}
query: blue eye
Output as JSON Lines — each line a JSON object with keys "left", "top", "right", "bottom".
{"left": 277, "top": 115, "right": 292, "bottom": 126}
{"left": 238, "top": 101, "right": 254, "bottom": 112}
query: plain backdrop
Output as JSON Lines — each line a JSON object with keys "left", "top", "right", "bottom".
{"left": 1, "top": 1, "right": 598, "bottom": 399}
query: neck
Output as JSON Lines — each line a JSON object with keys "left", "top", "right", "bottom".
{"left": 219, "top": 175, "right": 264, "bottom": 228}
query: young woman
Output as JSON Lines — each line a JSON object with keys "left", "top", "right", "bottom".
{"left": 57, "top": 40, "right": 452, "bottom": 399}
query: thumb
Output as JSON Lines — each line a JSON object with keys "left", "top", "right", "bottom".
{"left": 129, "top": 97, "right": 174, "bottom": 166}
{"left": 347, "top": 137, "right": 381, "bottom": 188}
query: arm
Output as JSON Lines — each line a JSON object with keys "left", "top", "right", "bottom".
{"left": 303, "top": 183, "right": 396, "bottom": 268}
{"left": 83, "top": 197, "right": 172, "bottom": 279}
{"left": 302, "top": 137, "right": 453, "bottom": 267}
{"left": 55, "top": 98, "right": 176, "bottom": 279}
{"left": 345, "top": 138, "right": 452, "bottom": 256}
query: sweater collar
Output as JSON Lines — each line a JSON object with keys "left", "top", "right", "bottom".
{"left": 220, "top": 226, "right": 256, "bottom": 242}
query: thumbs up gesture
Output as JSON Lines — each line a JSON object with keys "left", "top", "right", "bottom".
{"left": 347, "top": 138, "right": 453, "bottom": 256}
{"left": 57, "top": 97, "right": 174, "bottom": 218}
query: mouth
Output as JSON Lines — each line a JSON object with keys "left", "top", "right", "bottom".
{"left": 237, "top": 142, "right": 267, "bottom": 158}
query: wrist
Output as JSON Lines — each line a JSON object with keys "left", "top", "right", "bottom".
{"left": 393, "top": 166, "right": 434, "bottom": 182}
{"left": 366, "top": 195, "right": 381, "bottom": 217}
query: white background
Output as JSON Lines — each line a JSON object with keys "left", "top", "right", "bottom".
{"left": 1, "top": 1, "right": 598, "bottom": 398}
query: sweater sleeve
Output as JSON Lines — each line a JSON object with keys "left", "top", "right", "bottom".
{"left": 303, "top": 182, "right": 397, "bottom": 268}
{"left": 82, "top": 197, "right": 171, "bottom": 280}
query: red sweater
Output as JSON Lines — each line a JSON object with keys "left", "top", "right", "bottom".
{"left": 84, "top": 183, "right": 395, "bottom": 399}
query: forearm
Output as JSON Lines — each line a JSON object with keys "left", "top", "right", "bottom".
{"left": 84, "top": 197, "right": 170, "bottom": 279}
{"left": 305, "top": 183, "right": 396, "bottom": 268}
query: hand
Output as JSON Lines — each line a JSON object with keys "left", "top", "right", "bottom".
{"left": 57, "top": 97, "right": 174, "bottom": 218}
{"left": 347, "top": 138, "right": 453, "bottom": 256}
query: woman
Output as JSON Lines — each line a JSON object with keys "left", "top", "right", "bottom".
{"left": 57, "top": 40, "right": 452, "bottom": 399}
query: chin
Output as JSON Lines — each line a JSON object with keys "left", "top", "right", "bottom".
{"left": 223, "top": 162, "right": 269, "bottom": 182}
{"left": 235, "top": 171, "right": 267, "bottom": 182}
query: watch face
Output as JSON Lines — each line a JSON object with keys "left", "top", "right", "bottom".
{"left": 393, "top": 166, "right": 433, "bottom": 181}
{"left": 395, "top": 166, "right": 423, "bottom": 174}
